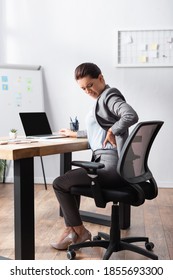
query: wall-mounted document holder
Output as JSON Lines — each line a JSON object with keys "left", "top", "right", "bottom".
{"left": 116, "top": 29, "right": 173, "bottom": 67}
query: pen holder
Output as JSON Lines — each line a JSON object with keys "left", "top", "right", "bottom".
{"left": 70, "top": 122, "right": 79, "bottom": 132}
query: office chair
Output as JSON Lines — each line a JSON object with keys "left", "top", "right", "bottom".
{"left": 67, "top": 121, "right": 163, "bottom": 260}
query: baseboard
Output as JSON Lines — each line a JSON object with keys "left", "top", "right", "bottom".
{"left": 2, "top": 176, "right": 54, "bottom": 185}
{"left": 158, "top": 182, "right": 173, "bottom": 188}
{"left": 2, "top": 176, "right": 173, "bottom": 188}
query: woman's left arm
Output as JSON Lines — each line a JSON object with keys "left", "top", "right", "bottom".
{"left": 103, "top": 96, "right": 138, "bottom": 147}
{"left": 108, "top": 97, "right": 139, "bottom": 136}
{"left": 103, "top": 128, "right": 116, "bottom": 148}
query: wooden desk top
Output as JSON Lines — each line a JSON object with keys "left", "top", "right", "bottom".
{"left": 0, "top": 138, "right": 89, "bottom": 160}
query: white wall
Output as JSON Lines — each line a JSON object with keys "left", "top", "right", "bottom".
{"left": 0, "top": 0, "right": 173, "bottom": 186}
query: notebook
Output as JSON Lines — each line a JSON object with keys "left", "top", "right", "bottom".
{"left": 19, "top": 112, "right": 67, "bottom": 139}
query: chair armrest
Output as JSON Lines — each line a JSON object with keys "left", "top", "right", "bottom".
{"left": 72, "top": 160, "right": 104, "bottom": 175}
{"left": 72, "top": 160, "right": 106, "bottom": 208}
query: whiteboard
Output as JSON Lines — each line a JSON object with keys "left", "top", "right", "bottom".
{"left": 0, "top": 65, "right": 44, "bottom": 136}
{"left": 117, "top": 29, "right": 173, "bottom": 67}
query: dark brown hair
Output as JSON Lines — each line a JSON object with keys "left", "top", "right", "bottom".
{"left": 74, "top": 63, "right": 101, "bottom": 80}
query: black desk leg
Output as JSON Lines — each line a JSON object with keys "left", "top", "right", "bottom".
{"left": 59, "top": 153, "right": 130, "bottom": 229}
{"left": 59, "top": 153, "right": 72, "bottom": 217}
{"left": 14, "top": 158, "right": 35, "bottom": 260}
{"left": 78, "top": 204, "right": 130, "bottom": 228}
{"left": 60, "top": 153, "right": 72, "bottom": 175}
{"left": 3, "top": 160, "right": 7, "bottom": 183}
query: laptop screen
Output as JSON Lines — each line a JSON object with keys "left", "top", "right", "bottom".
{"left": 19, "top": 112, "right": 52, "bottom": 136}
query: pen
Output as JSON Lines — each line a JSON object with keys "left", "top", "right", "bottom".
{"left": 70, "top": 116, "right": 79, "bottom": 131}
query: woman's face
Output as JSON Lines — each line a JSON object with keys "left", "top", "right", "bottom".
{"left": 77, "top": 74, "right": 106, "bottom": 99}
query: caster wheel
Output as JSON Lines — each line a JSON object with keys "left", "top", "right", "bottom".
{"left": 93, "top": 235, "right": 101, "bottom": 241}
{"left": 67, "top": 250, "right": 76, "bottom": 260}
{"left": 145, "top": 241, "right": 154, "bottom": 251}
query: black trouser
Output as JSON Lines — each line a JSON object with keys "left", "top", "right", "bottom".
{"left": 53, "top": 149, "right": 121, "bottom": 226}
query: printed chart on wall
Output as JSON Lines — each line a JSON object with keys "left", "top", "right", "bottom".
{"left": 117, "top": 29, "right": 173, "bottom": 67}
{"left": 0, "top": 65, "right": 44, "bottom": 136}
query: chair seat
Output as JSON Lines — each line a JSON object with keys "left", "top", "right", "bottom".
{"left": 71, "top": 184, "right": 141, "bottom": 206}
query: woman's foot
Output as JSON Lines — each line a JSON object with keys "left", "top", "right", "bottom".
{"left": 50, "top": 227, "right": 78, "bottom": 250}
{"left": 73, "top": 225, "right": 92, "bottom": 243}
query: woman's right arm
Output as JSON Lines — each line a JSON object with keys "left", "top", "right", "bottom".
{"left": 59, "top": 129, "right": 87, "bottom": 138}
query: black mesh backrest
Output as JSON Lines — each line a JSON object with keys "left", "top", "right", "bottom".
{"left": 117, "top": 121, "right": 164, "bottom": 184}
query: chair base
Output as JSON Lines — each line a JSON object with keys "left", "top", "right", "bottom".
{"left": 67, "top": 204, "right": 158, "bottom": 260}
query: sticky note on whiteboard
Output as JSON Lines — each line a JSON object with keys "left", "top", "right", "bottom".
{"left": 150, "top": 43, "right": 158, "bottom": 50}
{"left": 2, "top": 84, "right": 8, "bottom": 90}
{"left": 139, "top": 55, "right": 147, "bottom": 63}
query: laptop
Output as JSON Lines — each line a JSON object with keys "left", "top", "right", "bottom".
{"left": 19, "top": 112, "right": 67, "bottom": 139}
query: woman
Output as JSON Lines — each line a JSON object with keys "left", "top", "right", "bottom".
{"left": 51, "top": 62, "right": 138, "bottom": 250}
